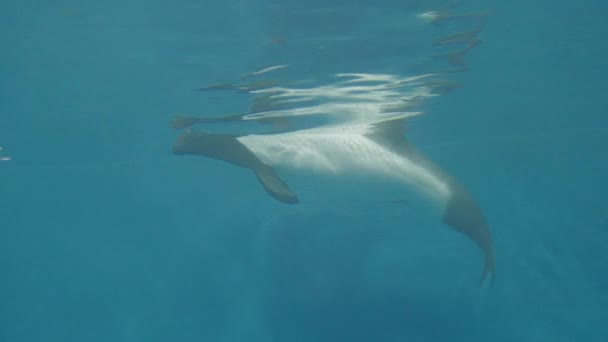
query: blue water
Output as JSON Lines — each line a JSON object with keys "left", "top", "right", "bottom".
{"left": 1, "top": 0, "right": 607, "bottom": 341}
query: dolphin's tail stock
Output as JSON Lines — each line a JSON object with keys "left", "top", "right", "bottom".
{"left": 442, "top": 186, "right": 496, "bottom": 286}
{"left": 481, "top": 247, "right": 496, "bottom": 286}
{"left": 368, "top": 118, "right": 496, "bottom": 285}
{"left": 172, "top": 129, "right": 299, "bottom": 204}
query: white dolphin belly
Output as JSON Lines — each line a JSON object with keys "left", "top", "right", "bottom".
{"left": 237, "top": 125, "right": 451, "bottom": 203}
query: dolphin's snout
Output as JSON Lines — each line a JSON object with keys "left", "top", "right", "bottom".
{"left": 172, "top": 135, "right": 188, "bottom": 155}
{"left": 172, "top": 129, "right": 201, "bottom": 155}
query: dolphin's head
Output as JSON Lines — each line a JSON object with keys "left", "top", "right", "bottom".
{"left": 173, "top": 129, "right": 300, "bottom": 204}
{"left": 172, "top": 129, "right": 204, "bottom": 155}
{"left": 172, "top": 129, "right": 232, "bottom": 160}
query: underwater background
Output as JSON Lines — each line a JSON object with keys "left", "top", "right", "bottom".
{"left": 1, "top": 0, "right": 607, "bottom": 341}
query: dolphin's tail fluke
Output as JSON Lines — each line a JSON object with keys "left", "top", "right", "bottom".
{"left": 480, "top": 249, "right": 496, "bottom": 286}
{"left": 441, "top": 184, "right": 496, "bottom": 286}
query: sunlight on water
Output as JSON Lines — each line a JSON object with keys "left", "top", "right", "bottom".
{"left": 244, "top": 72, "right": 434, "bottom": 124}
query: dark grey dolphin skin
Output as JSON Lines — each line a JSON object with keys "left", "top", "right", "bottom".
{"left": 173, "top": 121, "right": 495, "bottom": 284}
{"left": 173, "top": 129, "right": 298, "bottom": 204}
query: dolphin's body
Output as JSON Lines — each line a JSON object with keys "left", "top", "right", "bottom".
{"left": 173, "top": 118, "right": 495, "bottom": 284}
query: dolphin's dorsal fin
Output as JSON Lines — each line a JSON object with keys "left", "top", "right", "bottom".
{"left": 366, "top": 118, "right": 416, "bottom": 156}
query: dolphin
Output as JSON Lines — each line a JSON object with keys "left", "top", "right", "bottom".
{"left": 172, "top": 117, "right": 496, "bottom": 284}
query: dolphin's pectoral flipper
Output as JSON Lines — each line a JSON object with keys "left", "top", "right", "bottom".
{"left": 172, "top": 129, "right": 298, "bottom": 204}
{"left": 253, "top": 164, "right": 299, "bottom": 204}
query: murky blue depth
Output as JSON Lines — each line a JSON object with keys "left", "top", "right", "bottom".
{"left": 1, "top": 0, "right": 607, "bottom": 341}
